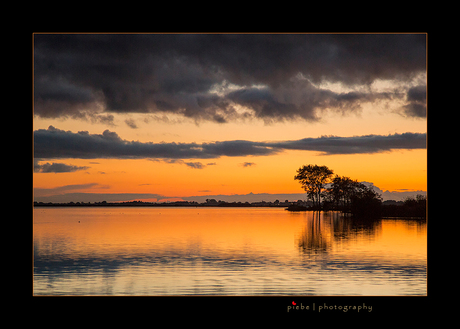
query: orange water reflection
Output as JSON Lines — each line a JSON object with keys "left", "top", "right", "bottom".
{"left": 33, "top": 207, "right": 426, "bottom": 295}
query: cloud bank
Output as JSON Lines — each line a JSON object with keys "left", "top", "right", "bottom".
{"left": 34, "top": 34, "right": 426, "bottom": 123}
{"left": 34, "top": 126, "right": 426, "bottom": 160}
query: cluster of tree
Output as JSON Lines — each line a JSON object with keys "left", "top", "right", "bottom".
{"left": 324, "top": 176, "right": 378, "bottom": 209}
{"left": 294, "top": 164, "right": 382, "bottom": 217}
{"left": 294, "top": 165, "right": 333, "bottom": 208}
{"left": 293, "top": 164, "right": 426, "bottom": 218}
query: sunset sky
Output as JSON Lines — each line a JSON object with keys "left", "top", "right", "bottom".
{"left": 33, "top": 33, "right": 427, "bottom": 203}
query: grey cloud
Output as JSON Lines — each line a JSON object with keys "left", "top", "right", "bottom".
{"left": 157, "top": 159, "right": 208, "bottom": 169}
{"left": 34, "top": 126, "right": 426, "bottom": 160}
{"left": 184, "top": 162, "right": 205, "bottom": 169}
{"left": 34, "top": 160, "right": 89, "bottom": 173}
{"left": 34, "top": 76, "right": 97, "bottom": 104}
{"left": 226, "top": 86, "right": 313, "bottom": 122}
{"left": 34, "top": 126, "right": 208, "bottom": 159}
{"left": 124, "top": 118, "right": 138, "bottom": 129}
{"left": 266, "top": 132, "right": 426, "bottom": 155}
{"left": 402, "top": 103, "right": 426, "bottom": 118}
{"left": 201, "top": 140, "right": 277, "bottom": 157}
{"left": 402, "top": 84, "right": 426, "bottom": 118}
{"left": 241, "top": 162, "right": 256, "bottom": 167}
{"left": 85, "top": 112, "right": 115, "bottom": 125}
{"left": 34, "top": 34, "right": 426, "bottom": 123}
{"left": 224, "top": 80, "right": 400, "bottom": 122}
{"left": 407, "top": 85, "right": 426, "bottom": 102}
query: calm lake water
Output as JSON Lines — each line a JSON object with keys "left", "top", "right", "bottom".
{"left": 33, "top": 207, "right": 426, "bottom": 296}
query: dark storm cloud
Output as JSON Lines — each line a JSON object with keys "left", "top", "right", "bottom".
{"left": 224, "top": 81, "right": 399, "bottom": 122}
{"left": 34, "top": 126, "right": 426, "bottom": 159}
{"left": 34, "top": 34, "right": 426, "bottom": 122}
{"left": 402, "top": 84, "right": 427, "bottom": 118}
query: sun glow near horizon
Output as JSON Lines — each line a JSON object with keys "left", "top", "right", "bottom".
{"left": 33, "top": 146, "right": 426, "bottom": 201}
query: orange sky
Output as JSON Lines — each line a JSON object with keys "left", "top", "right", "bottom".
{"left": 33, "top": 104, "right": 426, "bottom": 200}
{"left": 33, "top": 34, "right": 426, "bottom": 202}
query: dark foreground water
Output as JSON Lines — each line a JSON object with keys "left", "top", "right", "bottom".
{"left": 33, "top": 207, "right": 426, "bottom": 295}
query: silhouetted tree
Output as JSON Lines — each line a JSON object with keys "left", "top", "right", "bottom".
{"left": 323, "top": 175, "right": 383, "bottom": 216}
{"left": 324, "top": 175, "right": 357, "bottom": 210}
{"left": 349, "top": 185, "right": 382, "bottom": 218}
{"left": 294, "top": 165, "right": 334, "bottom": 209}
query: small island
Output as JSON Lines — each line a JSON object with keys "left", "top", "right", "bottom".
{"left": 288, "top": 164, "right": 426, "bottom": 219}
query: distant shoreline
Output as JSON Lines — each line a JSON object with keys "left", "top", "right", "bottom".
{"left": 33, "top": 201, "right": 287, "bottom": 208}
{"left": 33, "top": 200, "right": 426, "bottom": 219}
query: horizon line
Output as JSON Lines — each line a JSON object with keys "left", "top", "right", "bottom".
{"left": 33, "top": 189, "right": 427, "bottom": 204}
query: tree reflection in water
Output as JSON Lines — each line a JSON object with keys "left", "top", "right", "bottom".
{"left": 296, "top": 211, "right": 382, "bottom": 255}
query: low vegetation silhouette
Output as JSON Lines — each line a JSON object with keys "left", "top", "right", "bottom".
{"left": 380, "top": 195, "right": 427, "bottom": 218}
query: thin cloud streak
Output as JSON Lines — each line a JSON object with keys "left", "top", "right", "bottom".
{"left": 34, "top": 160, "right": 89, "bottom": 173}
{"left": 34, "top": 126, "right": 426, "bottom": 160}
